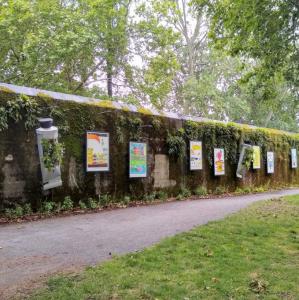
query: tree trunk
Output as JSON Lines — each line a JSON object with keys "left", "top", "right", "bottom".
{"left": 107, "top": 62, "right": 113, "bottom": 97}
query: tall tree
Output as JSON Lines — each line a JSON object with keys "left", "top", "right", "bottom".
{"left": 207, "top": 0, "right": 298, "bottom": 87}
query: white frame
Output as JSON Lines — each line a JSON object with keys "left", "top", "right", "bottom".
{"left": 86, "top": 131, "right": 110, "bottom": 172}
{"left": 214, "top": 148, "right": 225, "bottom": 176}
{"left": 190, "top": 141, "right": 203, "bottom": 170}
{"left": 129, "top": 141, "right": 147, "bottom": 178}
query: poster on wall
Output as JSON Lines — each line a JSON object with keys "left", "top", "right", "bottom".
{"left": 129, "top": 142, "right": 147, "bottom": 178}
{"left": 214, "top": 148, "right": 225, "bottom": 176}
{"left": 86, "top": 132, "right": 109, "bottom": 172}
{"left": 252, "top": 146, "right": 261, "bottom": 169}
{"left": 267, "top": 151, "right": 274, "bottom": 174}
{"left": 291, "top": 149, "right": 297, "bottom": 169}
{"left": 190, "top": 141, "right": 203, "bottom": 170}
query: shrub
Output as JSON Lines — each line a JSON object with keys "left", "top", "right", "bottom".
{"left": 180, "top": 187, "right": 191, "bottom": 198}
{"left": 15, "top": 205, "right": 24, "bottom": 217}
{"left": 87, "top": 198, "right": 98, "bottom": 209}
{"left": 61, "top": 196, "right": 73, "bottom": 211}
{"left": 4, "top": 208, "right": 16, "bottom": 219}
{"left": 176, "top": 194, "right": 184, "bottom": 201}
{"left": 252, "top": 186, "right": 266, "bottom": 193}
{"left": 79, "top": 200, "right": 87, "bottom": 210}
{"left": 156, "top": 190, "right": 168, "bottom": 201}
{"left": 23, "top": 203, "right": 32, "bottom": 215}
{"left": 144, "top": 192, "right": 156, "bottom": 202}
{"left": 176, "top": 186, "right": 191, "bottom": 200}
{"left": 235, "top": 187, "right": 251, "bottom": 194}
{"left": 42, "top": 201, "right": 55, "bottom": 214}
{"left": 99, "top": 194, "right": 111, "bottom": 207}
{"left": 123, "top": 196, "right": 131, "bottom": 205}
{"left": 214, "top": 186, "right": 226, "bottom": 195}
{"left": 194, "top": 185, "right": 207, "bottom": 196}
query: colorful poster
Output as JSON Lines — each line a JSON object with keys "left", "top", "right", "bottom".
{"left": 129, "top": 142, "right": 147, "bottom": 178}
{"left": 252, "top": 146, "right": 261, "bottom": 169}
{"left": 190, "top": 141, "right": 203, "bottom": 170}
{"left": 291, "top": 149, "right": 297, "bottom": 169}
{"left": 267, "top": 151, "right": 274, "bottom": 174}
{"left": 86, "top": 132, "right": 109, "bottom": 172}
{"left": 214, "top": 148, "right": 225, "bottom": 176}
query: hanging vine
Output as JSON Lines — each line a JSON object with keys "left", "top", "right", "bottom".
{"left": 0, "top": 94, "right": 40, "bottom": 131}
{"left": 42, "top": 139, "right": 64, "bottom": 171}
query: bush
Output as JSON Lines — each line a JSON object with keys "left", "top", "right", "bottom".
{"left": 99, "top": 194, "right": 111, "bottom": 207}
{"left": 123, "top": 196, "right": 131, "bottom": 205}
{"left": 61, "top": 196, "right": 73, "bottom": 211}
{"left": 42, "top": 201, "right": 55, "bottom": 214}
{"left": 4, "top": 208, "right": 17, "bottom": 219}
{"left": 156, "top": 190, "right": 168, "bottom": 201}
{"left": 79, "top": 200, "right": 87, "bottom": 210}
{"left": 87, "top": 198, "right": 98, "bottom": 209}
{"left": 23, "top": 203, "right": 32, "bottom": 215}
{"left": 180, "top": 187, "right": 191, "bottom": 198}
{"left": 15, "top": 205, "right": 24, "bottom": 217}
{"left": 214, "top": 186, "right": 226, "bottom": 195}
{"left": 176, "top": 186, "right": 191, "bottom": 200}
{"left": 144, "top": 192, "right": 156, "bottom": 202}
{"left": 176, "top": 194, "right": 184, "bottom": 201}
{"left": 194, "top": 185, "right": 207, "bottom": 196}
{"left": 252, "top": 186, "right": 266, "bottom": 193}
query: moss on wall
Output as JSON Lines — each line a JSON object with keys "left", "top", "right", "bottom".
{"left": 0, "top": 89, "right": 298, "bottom": 210}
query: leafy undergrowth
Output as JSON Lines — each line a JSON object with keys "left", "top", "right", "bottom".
{"left": 32, "top": 195, "right": 299, "bottom": 300}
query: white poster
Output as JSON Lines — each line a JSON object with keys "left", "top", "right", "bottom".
{"left": 267, "top": 152, "right": 274, "bottom": 174}
{"left": 190, "top": 141, "right": 203, "bottom": 170}
{"left": 291, "top": 149, "right": 297, "bottom": 169}
{"left": 214, "top": 148, "right": 225, "bottom": 176}
{"left": 86, "top": 132, "right": 109, "bottom": 172}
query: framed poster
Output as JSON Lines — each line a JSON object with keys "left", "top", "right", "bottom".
{"left": 86, "top": 132, "right": 109, "bottom": 172}
{"left": 190, "top": 141, "right": 203, "bottom": 170}
{"left": 267, "top": 152, "right": 274, "bottom": 174}
{"left": 129, "top": 142, "right": 147, "bottom": 178}
{"left": 214, "top": 148, "right": 225, "bottom": 176}
{"left": 252, "top": 146, "right": 261, "bottom": 169}
{"left": 291, "top": 149, "right": 297, "bottom": 169}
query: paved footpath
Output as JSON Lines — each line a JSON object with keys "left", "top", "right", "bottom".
{"left": 1, "top": 189, "right": 299, "bottom": 298}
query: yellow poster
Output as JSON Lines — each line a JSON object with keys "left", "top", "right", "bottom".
{"left": 252, "top": 146, "right": 261, "bottom": 169}
{"left": 190, "top": 141, "right": 203, "bottom": 170}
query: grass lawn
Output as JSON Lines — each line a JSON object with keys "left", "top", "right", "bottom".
{"left": 32, "top": 195, "right": 299, "bottom": 300}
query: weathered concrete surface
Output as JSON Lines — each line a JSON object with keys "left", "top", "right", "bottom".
{"left": 0, "top": 189, "right": 299, "bottom": 298}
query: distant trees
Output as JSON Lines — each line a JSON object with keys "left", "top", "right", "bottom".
{"left": 0, "top": 0, "right": 297, "bottom": 131}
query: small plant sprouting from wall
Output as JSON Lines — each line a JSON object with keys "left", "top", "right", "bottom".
{"left": 243, "top": 147, "right": 254, "bottom": 170}
{"left": 0, "top": 94, "right": 40, "bottom": 131}
{"left": 166, "top": 128, "right": 186, "bottom": 159}
{"left": 41, "top": 139, "right": 64, "bottom": 171}
{"left": 116, "top": 116, "right": 143, "bottom": 143}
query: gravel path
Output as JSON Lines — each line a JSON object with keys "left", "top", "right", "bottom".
{"left": 1, "top": 189, "right": 299, "bottom": 298}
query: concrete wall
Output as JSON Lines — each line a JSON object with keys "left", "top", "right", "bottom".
{"left": 0, "top": 83, "right": 298, "bottom": 209}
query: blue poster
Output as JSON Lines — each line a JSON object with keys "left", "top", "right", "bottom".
{"left": 129, "top": 142, "right": 147, "bottom": 178}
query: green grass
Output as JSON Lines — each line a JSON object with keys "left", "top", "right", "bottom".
{"left": 32, "top": 195, "right": 299, "bottom": 300}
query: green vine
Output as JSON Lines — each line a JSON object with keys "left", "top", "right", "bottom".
{"left": 41, "top": 139, "right": 64, "bottom": 171}
{"left": 166, "top": 128, "right": 186, "bottom": 159}
{"left": 0, "top": 94, "right": 40, "bottom": 131}
{"left": 115, "top": 115, "right": 143, "bottom": 142}
{"left": 243, "top": 147, "right": 254, "bottom": 170}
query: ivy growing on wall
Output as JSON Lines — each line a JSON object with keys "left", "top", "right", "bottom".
{"left": 0, "top": 94, "right": 40, "bottom": 131}
{"left": 243, "top": 147, "right": 254, "bottom": 170}
{"left": 166, "top": 128, "right": 186, "bottom": 159}
{"left": 115, "top": 115, "right": 144, "bottom": 143}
